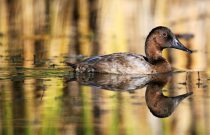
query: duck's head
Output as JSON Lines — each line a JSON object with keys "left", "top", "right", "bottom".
{"left": 145, "top": 26, "right": 192, "bottom": 54}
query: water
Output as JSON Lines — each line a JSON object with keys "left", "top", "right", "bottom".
{"left": 0, "top": 62, "right": 209, "bottom": 135}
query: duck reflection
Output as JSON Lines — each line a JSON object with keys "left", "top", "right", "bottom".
{"left": 145, "top": 74, "right": 192, "bottom": 118}
{"left": 66, "top": 72, "right": 192, "bottom": 118}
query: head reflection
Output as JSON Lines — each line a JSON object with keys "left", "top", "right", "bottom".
{"left": 67, "top": 72, "right": 192, "bottom": 118}
{"left": 145, "top": 74, "right": 192, "bottom": 118}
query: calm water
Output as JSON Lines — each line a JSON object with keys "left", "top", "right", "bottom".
{"left": 0, "top": 62, "right": 209, "bottom": 135}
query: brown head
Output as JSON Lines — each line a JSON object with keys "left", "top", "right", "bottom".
{"left": 145, "top": 26, "right": 192, "bottom": 62}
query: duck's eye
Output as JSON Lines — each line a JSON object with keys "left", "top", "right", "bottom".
{"left": 162, "top": 33, "right": 167, "bottom": 37}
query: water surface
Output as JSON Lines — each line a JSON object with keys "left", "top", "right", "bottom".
{"left": 0, "top": 64, "right": 209, "bottom": 135}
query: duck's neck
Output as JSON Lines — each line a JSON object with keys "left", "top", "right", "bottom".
{"left": 145, "top": 38, "right": 171, "bottom": 72}
{"left": 145, "top": 39, "right": 163, "bottom": 63}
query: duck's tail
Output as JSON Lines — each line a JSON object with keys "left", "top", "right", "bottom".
{"left": 66, "top": 62, "right": 77, "bottom": 70}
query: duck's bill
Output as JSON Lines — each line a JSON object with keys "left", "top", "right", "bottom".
{"left": 172, "top": 38, "right": 192, "bottom": 53}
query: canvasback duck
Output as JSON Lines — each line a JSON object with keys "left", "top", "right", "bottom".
{"left": 67, "top": 26, "right": 192, "bottom": 74}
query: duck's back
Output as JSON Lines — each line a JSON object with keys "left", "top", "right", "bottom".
{"left": 75, "top": 53, "right": 156, "bottom": 74}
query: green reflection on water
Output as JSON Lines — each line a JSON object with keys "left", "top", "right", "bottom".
{"left": 110, "top": 93, "right": 119, "bottom": 135}
{"left": 81, "top": 86, "right": 94, "bottom": 135}
{"left": 41, "top": 78, "right": 63, "bottom": 135}
{"left": 2, "top": 82, "right": 13, "bottom": 135}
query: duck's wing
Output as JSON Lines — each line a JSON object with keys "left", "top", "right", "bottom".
{"left": 77, "top": 53, "right": 155, "bottom": 74}
{"left": 82, "top": 55, "right": 103, "bottom": 64}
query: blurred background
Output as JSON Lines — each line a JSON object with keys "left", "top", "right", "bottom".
{"left": 0, "top": 0, "right": 210, "bottom": 135}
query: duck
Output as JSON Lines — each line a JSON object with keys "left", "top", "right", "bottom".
{"left": 67, "top": 26, "right": 192, "bottom": 74}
